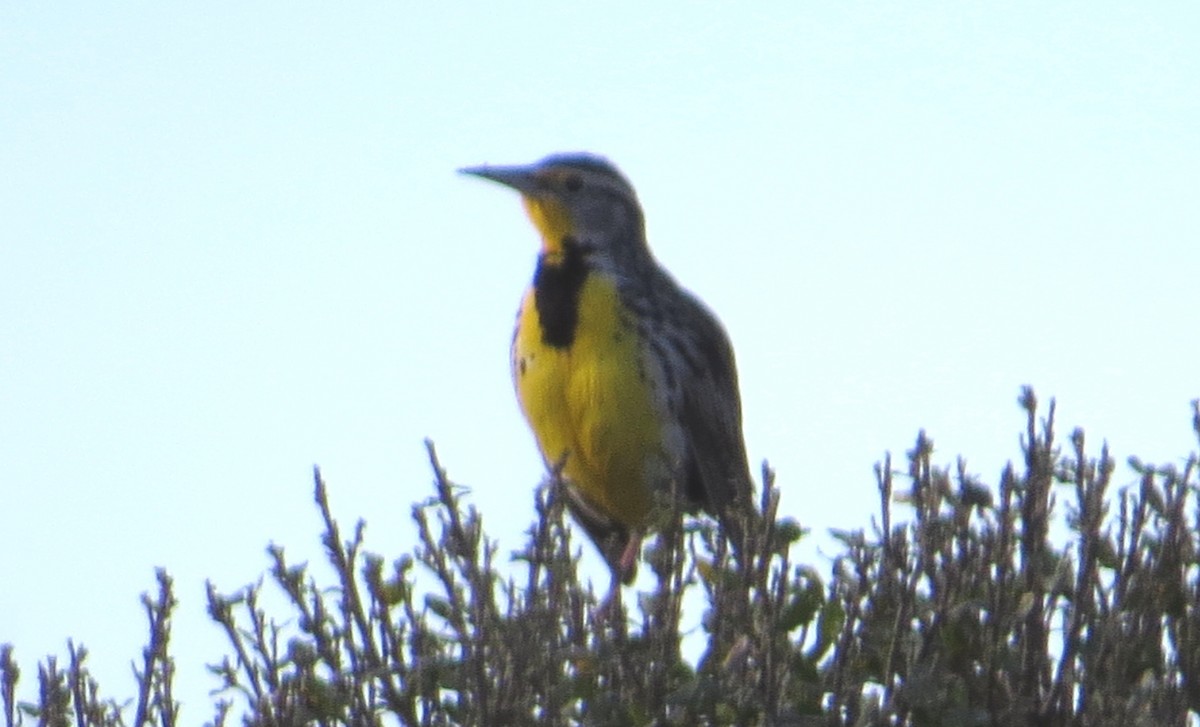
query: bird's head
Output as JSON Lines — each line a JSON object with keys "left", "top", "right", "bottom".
{"left": 460, "top": 153, "right": 649, "bottom": 268}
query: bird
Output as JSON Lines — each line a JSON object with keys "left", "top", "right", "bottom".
{"left": 460, "top": 152, "right": 756, "bottom": 599}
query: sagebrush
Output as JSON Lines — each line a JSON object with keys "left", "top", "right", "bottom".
{"left": 4, "top": 388, "right": 1200, "bottom": 726}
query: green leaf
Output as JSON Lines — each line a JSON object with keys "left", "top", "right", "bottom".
{"left": 779, "top": 580, "right": 823, "bottom": 632}
{"left": 425, "top": 594, "right": 454, "bottom": 621}
{"left": 775, "top": 517, "right": 808, "bottom": 546}
{"left": 807, "top": 600, "right": 845, "bottom": 661}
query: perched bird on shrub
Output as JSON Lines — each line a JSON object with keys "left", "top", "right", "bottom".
{"left": 462, "top": 153, "right": 756, "bottom": 601}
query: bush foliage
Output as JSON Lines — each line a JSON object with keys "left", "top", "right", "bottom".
{"left": 4, "top": 388, "right": 1200, "bottom": 726}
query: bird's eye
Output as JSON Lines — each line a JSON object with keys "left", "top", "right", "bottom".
{"left": 564, "top": 174, "right": 583, "bottom": 193}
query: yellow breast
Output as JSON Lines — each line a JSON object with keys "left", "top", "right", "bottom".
{"left": 511, "top": 273, "right": 663, "bottom": 529}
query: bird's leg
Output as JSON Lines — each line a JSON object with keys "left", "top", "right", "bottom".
{"left": 592, "top": 533, "right": 642, "bottom": 626}
{"left": 592, "top": 570, "right": 624, "bottom": 626}
{"left": 617, "top": 532, "right": 643, "bottom": 583}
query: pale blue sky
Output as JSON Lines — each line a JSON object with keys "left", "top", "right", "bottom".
{"left": 3, "top": 3, "right": 1198, "bottom": 718}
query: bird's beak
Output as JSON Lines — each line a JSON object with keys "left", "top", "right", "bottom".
{"left": 458, "top": 163, "right": 544, "bottom": 195}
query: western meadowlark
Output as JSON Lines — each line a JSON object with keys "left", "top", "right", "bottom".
{"left": 461, "top": 152, "right": 755, "bottom": 593}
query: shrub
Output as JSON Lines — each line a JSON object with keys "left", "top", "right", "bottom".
{"left": 4, "top": 388, "right": 1199, "bottom": 726}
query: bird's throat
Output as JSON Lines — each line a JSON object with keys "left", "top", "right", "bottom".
{"left": 522, "top": 196, "right": 573, "bottom": 256}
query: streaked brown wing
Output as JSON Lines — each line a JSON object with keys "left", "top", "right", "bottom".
{"left": 674, "top": 292, "right": 757, "bottom": 548}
